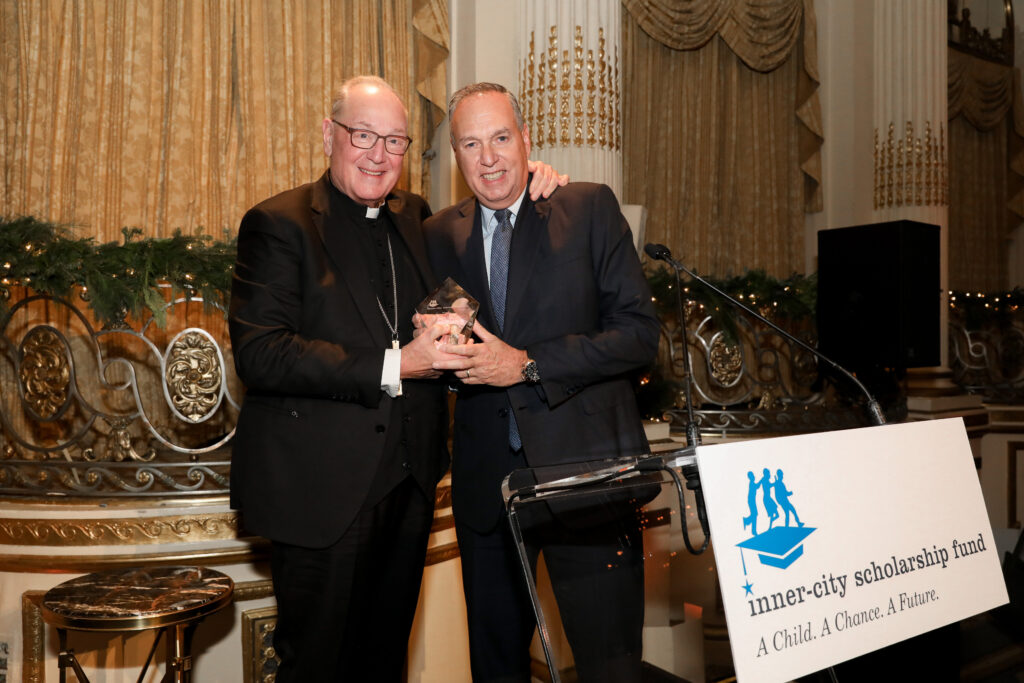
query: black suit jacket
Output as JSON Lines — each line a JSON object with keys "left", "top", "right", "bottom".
{"left": 423, "top": 182, "right": 660, "bottom": 532}
{"left": 229, "top": 172, "right": 449, "bottom": 548}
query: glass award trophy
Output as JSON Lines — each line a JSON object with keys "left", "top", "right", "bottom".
{"left": 417, "top": 278, "right": 480, "bottom": 347}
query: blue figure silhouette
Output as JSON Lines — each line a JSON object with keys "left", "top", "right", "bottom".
{"left": 772, "top": 469, "right": 804, "bottom": 528}
{"left": 757, "top": 468, "right": 779, "bottom": 531}
{"left": 742, "top": 471, "right": 759, "bottom": 534}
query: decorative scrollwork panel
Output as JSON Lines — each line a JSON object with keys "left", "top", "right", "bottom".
{"left": 949, "top": 318, "right": 1024, "bottom": 402}
{"left": 0, "top": 290, "right": 239, "bottom": 496}
{"left": 659, "top": 311, "right": 865, "bottom": 436}
{"left": 19, "top": 326, "right": 72, "bottom": 420}
{"left": 164, "top": 328, "right": 225, "bottom": 424}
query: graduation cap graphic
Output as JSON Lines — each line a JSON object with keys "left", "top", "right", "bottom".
{"left": 738, "top": 525, "right": 816, "bottom": 569}
{"left": 737, "top": 467, "right": 815, "bottom": 571}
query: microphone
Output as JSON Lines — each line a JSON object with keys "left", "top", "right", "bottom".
{"left": 644, "top": 243, "right": 887, "bottom": 426}
{"left": 641, "top": 242, "right": 709, "bottom": 554}
{"left": 644, "top": 242, "right": 672, "bottom": 262}
{"left": 645, "top": 243, "right": 703, "bottom": 446}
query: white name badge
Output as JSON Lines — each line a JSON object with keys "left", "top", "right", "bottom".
{"left": 696, "top": 418, "right": 1008, "bottom": 683}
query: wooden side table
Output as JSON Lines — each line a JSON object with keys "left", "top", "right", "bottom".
{"left": 41, "top": 566, "right": 234, "bottom": 683}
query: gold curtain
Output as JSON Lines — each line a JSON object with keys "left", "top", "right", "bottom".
{"left": 621, "top": 0, "right": 821, "bottom": 278}
{"left": 947, "top": 48, "right": 1024, "bottom": 292}
{"left": 0, "top": 0, "right": 449, "bottom": 242}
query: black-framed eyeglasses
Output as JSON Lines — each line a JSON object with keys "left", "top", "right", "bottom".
{"left": 331, "top": 120, "right": 412, "bottom": 155}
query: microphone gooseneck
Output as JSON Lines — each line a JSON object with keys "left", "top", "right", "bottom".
{"left": 644, "top": 243, "right": 887, "bottom": 427}
{"left": 644, "top": 242, "right": 709, "bottom": 554}
{"left": 648, "top": 242, "right": 704, "bottom": 447}
{"left": 641, "top": 242, "right": 886, "bottom": 558}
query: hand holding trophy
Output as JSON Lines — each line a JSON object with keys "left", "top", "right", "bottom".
{"left": 416, "top": 278, "right": 479, "bottom": 347}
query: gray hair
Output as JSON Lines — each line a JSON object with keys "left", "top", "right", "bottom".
{"left": 330, "top": 76, "right": 407, "bottom": 118}
{"left": 447, "top": 82, "right": 525, "bottom": 139}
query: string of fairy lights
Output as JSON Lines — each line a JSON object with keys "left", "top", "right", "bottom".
{"left": 948, "top": 290, "right": 1021, "bottom": 312}
{"left": 947, "top": 289, "right": 1023, "bottom": 329}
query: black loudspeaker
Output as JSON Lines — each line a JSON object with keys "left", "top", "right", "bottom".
{"left": 817, "top": 220, "right": 940, "bottom": 370}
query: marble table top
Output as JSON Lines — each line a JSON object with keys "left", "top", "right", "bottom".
{"left": 41, "top": 566, "right": 234, "bottom": 631}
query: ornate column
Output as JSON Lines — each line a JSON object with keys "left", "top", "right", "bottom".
{"left": 872, "top": 0, "right": 983, "bottom": 420}
{"left": 518, "top": 0, "right": 622, "bottom": 198}
{"left": 872, "top": 0, "right": 948, "bottom": 228}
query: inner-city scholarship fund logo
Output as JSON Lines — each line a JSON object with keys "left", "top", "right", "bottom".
{"left": 736, "top": 468, "right": 816, "bottom": 593}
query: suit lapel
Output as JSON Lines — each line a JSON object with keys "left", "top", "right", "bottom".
{"left": 451, "top": 198, "right": 499, "bottom": 333}
{"left": 387, "top": 194, "right": 434, "bottom": 293}
{"left": 504, "top": 194, "right": 549, "bottom": 341}
{"left": 311, "top": 174, "right": 388, "bottom": 348}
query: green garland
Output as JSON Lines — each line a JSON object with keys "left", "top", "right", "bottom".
{"left": 0, "top": 216, "right": 236, "bottom": 328}
{"left": 647, "top": 263, "right": 1024, "bottom": 337}
{"left": 646, "top": 265, "right": 818, "bottom": 340}
{"left": 0, "top": 217, "right": 829, "bottom": 338}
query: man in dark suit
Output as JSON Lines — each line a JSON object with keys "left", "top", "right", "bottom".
{"left": 230, "top": 76, "right": 564, "bottom": 682}
{"left": 423, "top": 82, "right": 660, "bottom": 682}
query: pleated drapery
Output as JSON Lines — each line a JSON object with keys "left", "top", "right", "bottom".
{"left": 947, "top": 47, "right": 1024, "bottom": 291}
{"left": 621, "top": 0, "right": 821, "bottom": 278}
{"left": 622, "top": 0, "right": 803, "bottom": 72}
{"left": 0, "top": 0, "right": 449, "bottom": 242}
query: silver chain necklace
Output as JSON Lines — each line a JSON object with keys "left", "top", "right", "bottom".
{"left": 375, "top": 233, "right": 399, "bottom": 350}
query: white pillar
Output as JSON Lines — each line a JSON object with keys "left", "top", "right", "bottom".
{"left": 518, "top": 0, "right": 623, "bottom": 198}
{"left": 872, "top": 0, "right": 948, "bottom": 226}
{"left": 872, "top": 0, "right": 956, "bottom": 397}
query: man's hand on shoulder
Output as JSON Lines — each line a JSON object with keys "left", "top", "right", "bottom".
{"left": 526, "top": 160, "right": 568, "bottom": 200}
{"left": 433, "top": 321, "right": 528, "bottom": 387}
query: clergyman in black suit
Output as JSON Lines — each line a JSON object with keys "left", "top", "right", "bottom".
{"left": 229, "top": 75, "right": 455, "bottom": 682}
{"left": 422, "top": 82, "right": 660, "bottom": 682}
{"left": 230, "top": 75, "right": 564, "bottom": 682}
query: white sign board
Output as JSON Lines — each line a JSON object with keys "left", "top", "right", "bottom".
{"left": 696, "top": 418, "right": 1008, "bottom": 683}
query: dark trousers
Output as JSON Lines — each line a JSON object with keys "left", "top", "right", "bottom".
{"left": 456, "top": 502, "right": 646, "bottom": 683}
{"left": 270, "top": 476, "right": 434, "bottom": 683}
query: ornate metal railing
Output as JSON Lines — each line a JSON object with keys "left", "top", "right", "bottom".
{"left": 657, "top": 308, "right": 870, "bottom": 437}
{"left": 0, "top": 287, "right": 238, "bottom": 497}
{"left": 949, "top": 317, "right": 1024, "bottom": 403}
{"left": 654, "top": 291, "right": 1024, "bottom": 431}
{"left": 10, "top": 276, "right": 976, "bottom": 495}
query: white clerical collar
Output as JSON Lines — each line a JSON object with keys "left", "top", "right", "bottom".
{"left": 365, "top": 206, "right": 381, "bottom": 219}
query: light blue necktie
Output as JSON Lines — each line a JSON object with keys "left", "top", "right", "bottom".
{"left": 490, "top": 209, "right": 521, "bottom": 451}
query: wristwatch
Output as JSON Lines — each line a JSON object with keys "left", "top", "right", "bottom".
{"left": 521, "top": 358, "right": 540, "bottom": 384}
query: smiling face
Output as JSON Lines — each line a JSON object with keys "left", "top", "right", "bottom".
{"left": 322, "top": 82, "right": 407, "bottom": 207}
{"left": 450, "top": 91, "right": 531, "bottom": 210}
